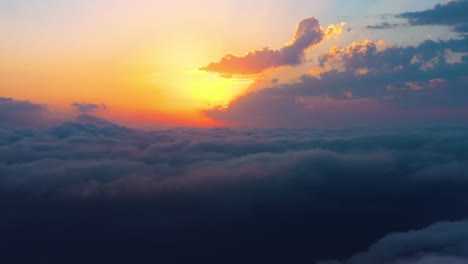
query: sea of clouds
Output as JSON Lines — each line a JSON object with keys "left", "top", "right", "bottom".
{"left": 1, "top": 108, "right": 468, "bottom": 263}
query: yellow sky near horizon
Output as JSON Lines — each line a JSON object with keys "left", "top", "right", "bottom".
{"left": 0, "top": 0, "right": 449, "bottom": 127}
{"left": 0, "top": 2, "right": 281, "bottom": 126}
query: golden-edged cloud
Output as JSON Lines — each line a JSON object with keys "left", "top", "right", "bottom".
{"left": 200, "top": 17, "right": 324, "bottom": 75}
{"left": 319, "top": 39, "right": 387, "bottom": 70}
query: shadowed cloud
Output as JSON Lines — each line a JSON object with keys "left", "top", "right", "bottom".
{"left": 0, "top": 98, "right": 63, "bottom": 129}
{"left": 318, "top": 220, "right": 468, "bottom": 264}
{"left": 398, "top": 0, "right": 468, "bottom": 33}
{"left": 1, "top": 104, "right": 468, "bottom": 263}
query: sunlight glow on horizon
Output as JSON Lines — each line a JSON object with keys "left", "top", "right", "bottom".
{"left": 0, "top": 0, "right": 454, "bottom": 127}
{"left": 180, "top": 69, "right": 255, "bottom": 109}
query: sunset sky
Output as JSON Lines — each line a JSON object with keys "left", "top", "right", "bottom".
{"left": 2, "top": 0, "right": 466, "bottom": 127}
{"left": 2, "top": 1, "right": 468, "bottom": 264}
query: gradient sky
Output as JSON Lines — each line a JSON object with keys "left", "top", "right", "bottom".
{"left": 1, "top": 0, "right": 466, "bottom": 127}
{"left": 3, "top": 2, "right": 468, "bottom": 263}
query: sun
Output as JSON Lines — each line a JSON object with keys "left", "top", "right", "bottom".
{"left": 148, "top": 40, "right": 255, "bottom": 112}
{"left": 150, "top": 69, "right": 254, "bottom": 111}
{"left": 184, "top": 69, "right": 254, "bottom": 109}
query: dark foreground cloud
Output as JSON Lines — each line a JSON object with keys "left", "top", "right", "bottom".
{"left": 200, "top": 17, "right": 324, "bottom": 75}
{"left": 1, "top": 108, "right": 468, "bottom": 263}
{"left": 318, "top": 220, "right": 468, "bottom": 264}
{"left": 398, "top": 0, "right": 468, "bottom": 33}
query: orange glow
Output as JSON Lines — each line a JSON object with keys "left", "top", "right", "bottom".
{"left": 100, "top": 107, "right": 227, "bottom": 128}
{"left": 324, "top": 22, "right": 347, "bottom": 38}
{"left": 0, "top": 2, "right": 341, "bottom": 128}
{"left": 149, "top": 69, "right": 255, "bottom": 111}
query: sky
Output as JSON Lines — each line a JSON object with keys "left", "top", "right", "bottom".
{"left": 2, "top": 1, "right": 468, "bottom": 264}
{"left": 2, "top": 0, "right": 466, "bottom": 128}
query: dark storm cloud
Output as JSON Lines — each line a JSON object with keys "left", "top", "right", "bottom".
{"left": 1, "top": 104, "right": 468, "bottom": 263}
{"left": 206, "top": 37, "right": 468, "bottom": 127}
{"left": 318, "top": 220, "right": 468, "bottom": 264}
{"left": 71, "top": 102, "right": 106, "bottom": 114}
{"left": 397, "top": 0, "right": 468, "bottom": 33}
{"left": 200, "top": 17, "right": 324, "bottom": 75}
{"left": 365, "top": 22, "right": 405, "bottom": 30}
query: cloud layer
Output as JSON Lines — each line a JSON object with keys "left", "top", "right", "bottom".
{"left": 0, "top": 98, "right": 61, "bottom": 129}
{"left": 1, "top": 109, "right": 468, "bottom": 263}
{"left": 200, "top": 17, "right": 324, "bottom": 75}
{"left": 2, "top": 2, "right": 468, "bottom": 264}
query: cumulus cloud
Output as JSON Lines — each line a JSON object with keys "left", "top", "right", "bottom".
{"left": 200, "top": 17, "right": 324, "bottom": 75}
{"left": 319, "top": 39, "right": 384, "bottom": 69}
{"left": 397, "top": 0, "right": 468, "bottom": 33}
{"left": 206, "top": 36, "right": 468, "bottom": 127}
{"left": 201, "top": 2, "right": 468, "bottom": 128}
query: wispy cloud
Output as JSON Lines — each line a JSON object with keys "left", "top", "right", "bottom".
{"left": 366, "top": 21, "right": 405, "bottom": 30}
{"left": 71, "top": 102, "right": 107, "bottom": 114}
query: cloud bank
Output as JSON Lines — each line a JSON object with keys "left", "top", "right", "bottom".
{"left": 1, "top": 105, "right": 468, "bottom": 263}
{"left": 207, "top": 36, "right": 468, "bottom": 127}
{"left": 200, "top": 17, "right": 324, "bottom": 75}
